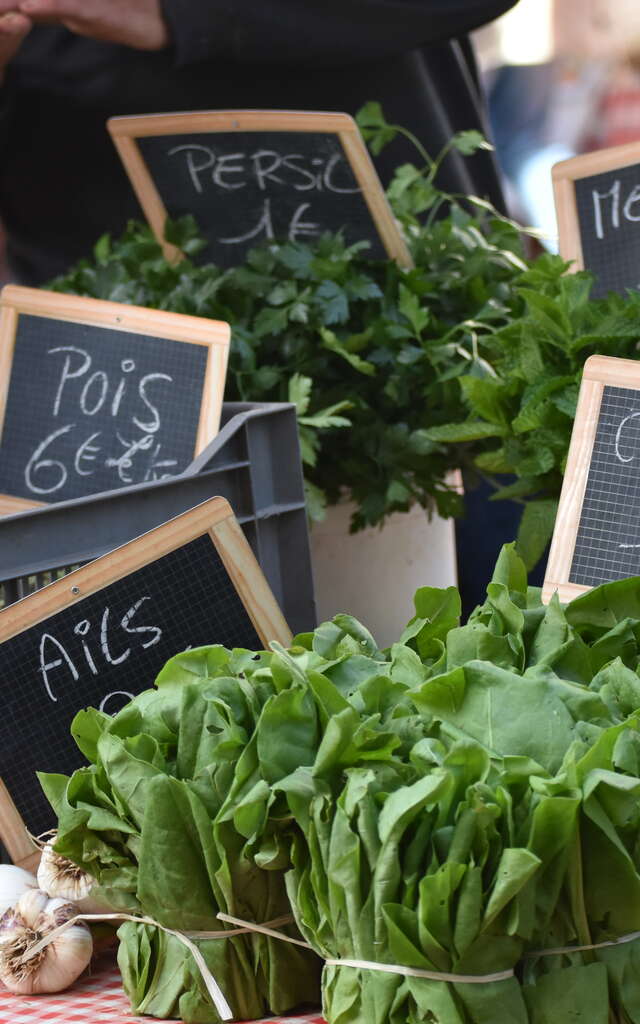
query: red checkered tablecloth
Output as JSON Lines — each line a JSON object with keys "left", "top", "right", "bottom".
{"left": 0, "top": 956, "right": 326, "bottom": 1024}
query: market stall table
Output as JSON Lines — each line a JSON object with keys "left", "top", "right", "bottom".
{"left": 0, "top": 956, "right": 326, "bottom": 1024}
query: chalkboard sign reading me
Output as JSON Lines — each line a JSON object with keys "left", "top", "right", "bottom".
{"left": 553, "top": 142, "right": 640, "bottom": 299}
{"left": 0, "top": 286, "right": 230, "bottom": 513}
{"left": 108, "top": 110, "right": 412, "bottom": 268}
{"left": 543, "top": 355, "right": 640, "bottom": 603}
{"left": 0, "top": 497, "right": 292, "bottom": 868}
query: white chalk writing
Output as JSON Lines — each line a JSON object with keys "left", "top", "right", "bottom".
{"left": 614, "top": 410, "right": 640, "bottom": 463}
{"left": 219, "top": 198, "right": 322, "bottom": 246}
{"left": 23, "top": 350, "right": 177, "bottom": 495}
{"left": 168, "top": 144, "right": 360, "bottom": 196}
{"left": 166, "top": 142, "right": 361, "bottom": 248}
{"left": 590, "top": 177, "right": 640, "bottom": 240}
{"left": 38, "top": 596, "right": 162, "bottom": 703}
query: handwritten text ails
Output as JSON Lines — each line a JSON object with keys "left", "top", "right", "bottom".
{"left": 24, "top": 346, "right": 178, "bottom": 495}
{"left": 167, "top": 144, "right": 361, "bottom": 247}
{"left": 38, "top": 596, "right": 161, "bottom": 712}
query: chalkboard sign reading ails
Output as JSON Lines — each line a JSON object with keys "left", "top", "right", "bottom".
{"left": 0, "top": 496, "right": 291, "bottom": 868}
{"left": 108, "top": 110, "right": 412, "bottom": 269}
{"left": 543, "top": 355, "right": 640, "bottom": 602}
{"left": 553, "top": 142, "right": 640, "bottom": 299}
{"left": 0, "top": 286, "right": 230, "bottom": 513}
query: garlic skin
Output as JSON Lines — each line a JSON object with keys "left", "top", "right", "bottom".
{"left": 0, "top": 865, "right": 37, "bottom": 916}
{"left": 37, "top": 840, "right": 109, "bottom": 914}
{"left": 0, "top": 889, "right": 92, "bottom": 994}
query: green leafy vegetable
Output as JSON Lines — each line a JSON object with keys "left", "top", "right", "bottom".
{"left": 270, "top": 550, "right": 640, "bottom": 1023}
{"left": 40, "top": 649, "right": 321, "bottom": 1022}
{"left": 40, "top": 546, "right": 640, "bottom": 1022}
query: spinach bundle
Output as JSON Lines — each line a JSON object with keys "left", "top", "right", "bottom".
{"left": 263, "top": 548, "right": 640, "bottom": 1023}
{"left": 39, "top": 646, "right": 321, "bottom": 1023}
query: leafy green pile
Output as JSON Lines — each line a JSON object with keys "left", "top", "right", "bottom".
{"left": 426, "top": 260, "right": 640, "bottom": 568}
{"left": 50, "top": 108, "right": 528, "bottom": 529}
{"left": 39, "top": 647, "right": 321, "bottom": 1023}
{"left": 259, "top": 548, "right": 640, "bottom": 1023}
{"left": 41, "top": 546, "right": 640, "bottom": 1023}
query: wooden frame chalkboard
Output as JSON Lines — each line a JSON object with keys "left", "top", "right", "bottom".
{"left": 107, "top": 109, "right": 412, "bottom": 268}
{"left": 553, "top": 142, "right": 640, "bottom": 297}
{"left": 0, "top": 286, "right": 230, "bottom": 514}
{"left": 0, "top": 496, "right": 291, "bottom": 868}
{"left": 543, "top": 354, "right": 640, "bottom": 603}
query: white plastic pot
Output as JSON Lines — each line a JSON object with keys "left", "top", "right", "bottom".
{"left": 309, "top": 500, "right": 458, "bottom": 649}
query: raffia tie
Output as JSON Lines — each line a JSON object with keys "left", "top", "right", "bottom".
{"left": 217, "top": 914, "right": 640, "bottom": 987}
{"left": 216, "top": 913, "right": 515, "bottom": 984}
{"left": 18, "top": 911, "right": 296, "bottom": 1021}
{"left": 20, "top": 910, "right": 640, "bottom": 1022}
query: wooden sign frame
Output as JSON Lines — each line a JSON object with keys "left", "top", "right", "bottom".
{"left": 553, "top": 141, "right": 640, "bottom": 270}
{"left": 0, "top": 496, "right": 292, "bottom": 868}
{"left": 108, "top": 109, "right": 413, "bottom": 268}
{"left": 0, "top": 285, "right": 230, "bottom": 515}
{"left": 542, "top": 354, "right": 640, "bottom": 603}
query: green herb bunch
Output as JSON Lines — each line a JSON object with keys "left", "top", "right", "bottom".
{"left": 52, "top": 104, "right": 640, "bottom": 565}
{"left": 51, "top": 105, "right": 529, "bottom": 529}
{"left": 426, "top": 260, "right": 640, "bottom": 567}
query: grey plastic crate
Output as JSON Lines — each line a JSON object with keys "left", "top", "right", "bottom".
{"left": 0, "top": 402, "right": 316, "bottom": 636}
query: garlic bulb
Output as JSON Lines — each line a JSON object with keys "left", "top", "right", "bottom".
{"left": 37, "top": 839, "right": 108, "bottom": 913}
{"left": 0, "top": 889, "right": 92, "bottom": 993}
{"left": 0, "top": 865, "right": 36, "bottom": 916}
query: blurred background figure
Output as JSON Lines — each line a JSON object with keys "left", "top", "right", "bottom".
{"left": 0, "top": 0, "right": 518, "bottom": 286}
{"left": 474, "top": 0, "right": 640, "bottom": 251}
{"left": 460, "top": 0, "right": 640, "bottom": 609}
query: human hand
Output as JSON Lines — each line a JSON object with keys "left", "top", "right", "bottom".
{"left": 0, "top": 0, "right": 169, "bottom": 51}
{"left": 0, "top": 12, "right": 31, "bottom": 82}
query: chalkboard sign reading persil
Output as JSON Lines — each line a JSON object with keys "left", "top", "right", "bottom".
{"left": 0, "top": 286, "right": 230, "bottom": 514}
{"left": 553, "top": 143, "right": 640, "bottom": 299}
{"left": 0, "top": 496, "right": 291, "bottom": 868}
{"left": 107, "top": 109, "right": 412, "bottom": 269}
{"left": 542, "top": 355, "right": 640, "bottom": 603}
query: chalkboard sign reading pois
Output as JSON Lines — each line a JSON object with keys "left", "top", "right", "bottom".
{"left": 543, "top": 355, "right": 640, "bottom": 603}
{"left": 107, "top": 110, "right": 412, "bottom": 268}
{"left": 553, "top": 143, "right": 640, "bottom": 299}
{"left": 0, "top": 497, "right": 292, "bottom": 868}
{"left": 0, "top": 286, "right": 230, "bottom": 513}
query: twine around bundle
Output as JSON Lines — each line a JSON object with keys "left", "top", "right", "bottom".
{"left": 18, "top": 910, "right": 296, "bottom": 1021}
{"left": 19, "top": 909, "right": 640, "bottom": 1023}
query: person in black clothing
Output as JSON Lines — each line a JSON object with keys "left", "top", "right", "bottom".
{"left": 0, "top": 0, "right": 518, "bottom": 284}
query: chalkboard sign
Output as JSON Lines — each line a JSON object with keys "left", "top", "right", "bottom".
{"left": 108, "top": 110, "right": 412, "bottom": 268}
{"left": 543, "top": 355, "right": 640, "bottom": 602}
{"left": 0, "top": 497, "right": 291, "bottom": 867}
{"left": 553, "top": 143, "right": 640, "bottom": 299}
{"left": 0, "top": 286, "right": 230, "bottom": 514}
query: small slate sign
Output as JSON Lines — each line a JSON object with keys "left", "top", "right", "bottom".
{"left": 108, "top": 109, "right": 412, "bottom": 268}
{"left": 0, "top": 286, "right": 229, "bottom": 513}
{"left": 544, "top": 355, "right": 640, "bottom": 602}
{"left": 0, "top": 497, "right": 292, "bottom": 866}
{"left": 553, "top": 142, "right": 640, "bottom": 298}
